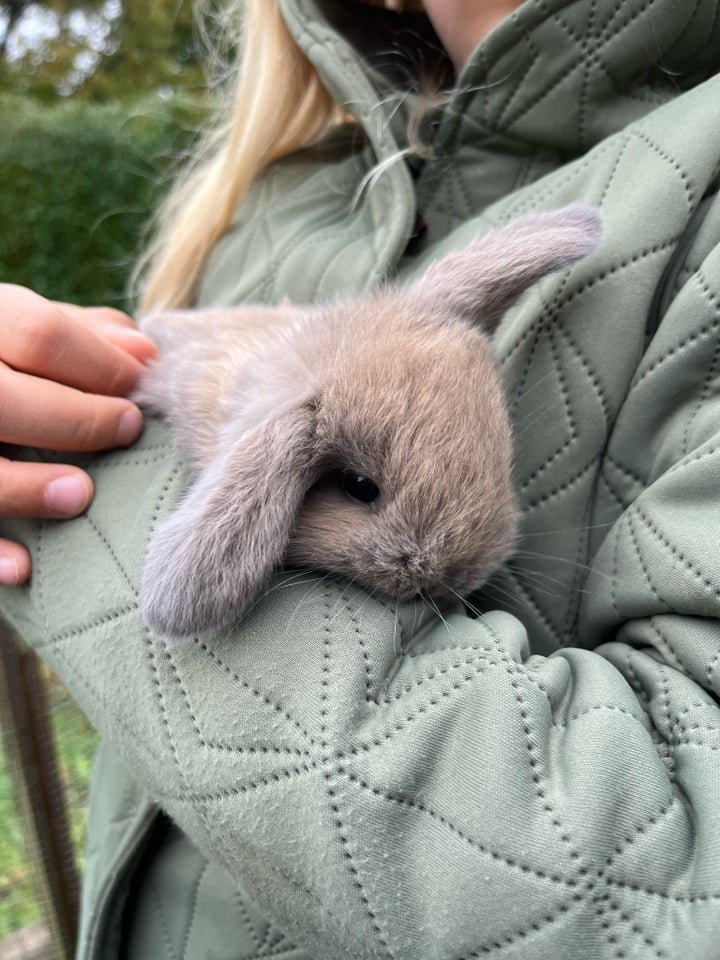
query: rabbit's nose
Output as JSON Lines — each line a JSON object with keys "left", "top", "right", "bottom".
{"left": 391, "top": 548, "right": 440, "bottom": 594}
{"left": 394, "top": 552, "right": 426, "bottom": 575}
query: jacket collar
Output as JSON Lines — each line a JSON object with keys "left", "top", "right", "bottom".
{"left": 280, "top": 0, "right": 720, "bottom": 161}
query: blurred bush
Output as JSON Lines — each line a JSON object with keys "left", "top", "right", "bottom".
{"left": 0, "top": 92, "right": 206, "bottom": 308}
{"left": 0, "top": 89, "right": 208, "bottom": 943}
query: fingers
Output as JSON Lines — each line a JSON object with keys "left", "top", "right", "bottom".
{"left": 55, "top": 301, "right": 158, "bottom": 364}
{"left": 1, "top": 285, "right": 154, "bottom": 396}
{"left": 0, "top": 460, "right": 97, "bottom": 585}
{"left": 0, "top": 540, "right": 31, "bottom": 585}
{"left": 97, "top": 323, "right": 159, "bottom": 364}
{"left": 0, "top": 458, "right": 93, "bottom": 518}
{"left": 0, "top": 363, "right": 143, "bottom": 451}
{"left": 53, "top": 301, "right": 138, "bottom": 330}
{"left": 0, "top": 287, "right": 156, "bottom": 586}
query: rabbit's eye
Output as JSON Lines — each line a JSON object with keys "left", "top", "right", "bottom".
{"left": 341, "top": 472, "right": 380, "bottom": 504}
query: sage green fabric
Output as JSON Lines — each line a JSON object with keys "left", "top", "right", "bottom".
{"left": 3, "top": 1, "right": 720, "bottom": 957}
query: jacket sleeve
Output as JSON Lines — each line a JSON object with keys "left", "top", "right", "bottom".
{"left": 2, "top": 390, "right": 720, "bottom": 960}
{"left": 3, "top": 231, "right": 720, "bottom": 960}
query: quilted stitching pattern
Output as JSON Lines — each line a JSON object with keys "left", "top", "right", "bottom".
{"left": 482, "top": 94, "right": 720, "bottom": 654}
{"left": 76, "top": 742, "right": 157, "bottom": 959}
{"left": 198, "top": 141, "right": 407, "bottom": 308}
{"left": 123, "top": 819, "right": 306, "bottom": 960}
{"left": 3, "top": 2, "right": 720, "bottom": 957}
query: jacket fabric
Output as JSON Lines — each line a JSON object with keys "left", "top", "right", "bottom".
{"left": 3, "top": 0, "right": 720, "bottom": 957}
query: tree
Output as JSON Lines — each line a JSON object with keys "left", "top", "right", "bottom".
{"left": 0, "top": 0, "right": 212, "bottom": 100}
{"left": 0, "top": 0, "right": 29, "bottom": 59}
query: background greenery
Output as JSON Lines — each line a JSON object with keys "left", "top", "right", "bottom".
{"left": 0, "top": 0, "right": 219, "bottom": 306}
{"left": 0, "top": 91, "right": 206, "bottom": 306}
{"left": 1, "top": 0, "right": 210, "bottom": 101}
{"left": 0, "top": 671, "right": 99, "bottom": 938}
{"left": 1, "top": 0, "right": 218, "bottom": 942}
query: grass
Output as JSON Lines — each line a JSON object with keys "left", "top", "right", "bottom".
{"left": 0, "top": 670, "right": 98, "bottom": 939}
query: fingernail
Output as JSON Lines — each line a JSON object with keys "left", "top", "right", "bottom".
{"left": 107, "top": 326, "right": 158, "bottom": 351}
{"left": 45, "top": 476, "right": 92, "bottom": 516}
{"left": 0, "top": 557, "right": 20, "bottom": 584}
{"left": 117, "top": 407, "right": 144, "bottom": 446}
{"left": 102, "top": 325, "right": 154, "bottom": 343}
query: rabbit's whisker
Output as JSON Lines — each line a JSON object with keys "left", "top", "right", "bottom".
{"left": 513, "top": 550, "right": 613, "bottom": 581}
{"left": 282, "top": 572, "right": 337, "bottom": 635}
{"left": 234, "top": 570, "right": 319, "bottom": 622}
{"left": 507, "top": 369, "right": 557, "bottom": 410}
{"left": 421, "top": 590, "right": 452, "bottom": 642}
{"left": 476, "top": 580, "right": 524, "bottom": 609}
{"left": 451, "top": 590, "right": 491, "bottom": 623}
{"left": 517, "top": 520, "right": 613, "bottom": 538}
{"left": 393, "top": 600, "right": 401, "bottom": 658}
{"left": 327, "top": 586, "right": 365, "bottom": 626}
{"left": 440, "top": 581, "right": 497, "bottom": 632}
{"left": 501, "top": 567, "right": 568, "bottom": 600}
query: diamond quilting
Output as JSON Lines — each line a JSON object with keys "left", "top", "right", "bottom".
{"left": 1, "top": 5, "right": 720, "bottom": 956}
{"left": 121, "top": 818, "right": 308, "bottom": 960}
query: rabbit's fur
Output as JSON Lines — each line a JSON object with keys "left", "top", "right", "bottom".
{"left": 137, "top": 205, "right": 602, "bottom": 637}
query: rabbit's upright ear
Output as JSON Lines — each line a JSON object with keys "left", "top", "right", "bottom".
{"left": 413, "top": 205, "right": 603, "bottom": 331}
{"left": 140, "top": 399, "right": 319, "bottom": 637}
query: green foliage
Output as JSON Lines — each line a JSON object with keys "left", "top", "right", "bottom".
{"left": 47, "top": 674, "right": 99, "bottom": 876}
{"left": 1, "top": 0, "right": 214, "bottom": 101}
{"left": 0, "top": 742, "right": 38, "bottom": 937}
{"left": 83, "top": 0, "right": 209, "bottom": 102}
{"left": 0, "top": 92, "right": 206, "bottom": 308}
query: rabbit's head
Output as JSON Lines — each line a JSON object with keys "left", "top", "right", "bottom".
{"left": 140, "top": 205, "right": 602, "bottom": 636}
{"left": 284, "top": 301, "right": 518, "bottom": 602}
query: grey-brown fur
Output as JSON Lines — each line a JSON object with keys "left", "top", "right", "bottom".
{"left": 137, "top": 205, "right": 602, "bottom": 637}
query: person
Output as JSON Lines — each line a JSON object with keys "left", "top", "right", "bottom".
{"left": 2, "top": 0, "right": 720, "bottom": 957}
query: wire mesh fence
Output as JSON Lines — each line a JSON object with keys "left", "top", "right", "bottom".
{"left": 0, "top": 621, "right": 97, "bottom": 960}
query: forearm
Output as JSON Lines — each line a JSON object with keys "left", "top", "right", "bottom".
{"left": 2, "top": 418, "right": 719, "bottom": 959}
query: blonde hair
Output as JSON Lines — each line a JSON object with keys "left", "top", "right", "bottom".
{"left": 139, "top": 0, "right": 420, "bottom": 312}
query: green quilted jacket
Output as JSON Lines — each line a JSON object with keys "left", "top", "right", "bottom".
{"left": 3, "top": 1, "right": 720, "bottom": 957}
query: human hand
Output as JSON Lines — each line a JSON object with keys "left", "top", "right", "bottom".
{"left": 0, "top": 284, "right": 158, "bottom": 585}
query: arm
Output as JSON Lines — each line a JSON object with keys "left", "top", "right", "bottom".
{"left": 2, "top": 247, "right": 720, "bottom": 959}
{"left": 3, "top": 305, "right": 720, "bottom": 960}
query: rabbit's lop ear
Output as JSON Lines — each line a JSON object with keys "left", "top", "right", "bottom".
{"left": 414, "top": 204, "right": 603, "bottom": 331}
{"left": 140, "top": 400, "right": 319, "bottom": 637}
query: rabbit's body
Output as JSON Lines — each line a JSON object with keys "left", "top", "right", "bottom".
{"left": 137, "top": 206, "right": 602, "bottom": 636}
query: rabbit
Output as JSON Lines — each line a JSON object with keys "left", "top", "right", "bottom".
{"left": 136, "top": 204, "right": 602, "bottom": 637}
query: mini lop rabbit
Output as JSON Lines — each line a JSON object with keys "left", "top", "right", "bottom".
{"left": 137, "top": 205, "right": 601, "bottom": 636}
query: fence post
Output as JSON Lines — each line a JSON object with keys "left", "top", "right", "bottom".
{"left": 0, "top": 619, "right": 79, "bottom": 960}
